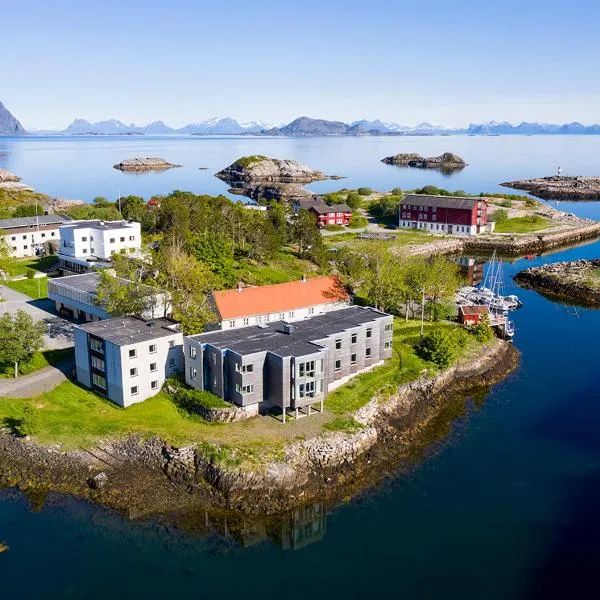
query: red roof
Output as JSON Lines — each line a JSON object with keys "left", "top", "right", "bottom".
{"left": 459, "top": 305, "right": 489, "bottom": 316}
{"left": 212, "top": 276, "right": 349, "bottom": 320}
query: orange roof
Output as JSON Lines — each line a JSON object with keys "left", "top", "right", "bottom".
{"left": 459, "top": 304, "right": 489, "bottom": 316}
{"left": 213, "top": 276, "right": 349, "bottom": 320}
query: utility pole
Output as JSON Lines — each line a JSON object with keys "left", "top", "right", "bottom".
{"left": 420, "top": 287, "right": 425, "bottom": 337}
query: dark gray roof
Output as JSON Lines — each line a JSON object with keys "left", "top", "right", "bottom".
{"left": 0, "top": 214, "right": 72, "bottom": 229}
{"left": 311, "top": 203, "right": 352, "bottom": 214}
{"left": 402, "top": 194, "right": 480, "bottom": 210}
{"left": 77, "top": 317, "right": 180, "bottom": 346}
{"left": 62, "top": 220, "right": 137, "bottom": 230}
{"left": 190, "top": 306, "right": 390, "bottom": 358}
{"left": 51, "top": 272, "right": 162, "bottom": 297}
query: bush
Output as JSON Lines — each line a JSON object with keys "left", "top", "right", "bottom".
{"left": 415, "top": 329, "right": 456, "bottom": 368}
{"left": 165, "top": 377, "right": 231, "bottom": 412}
{"left": 323, "top": 224, "right": 344, "bottom": 232}
{"left": 357, "top": 187, "right": 373, "bottom": 196}
{"left": 25, "top": 269, "right": 36, "bottom": 279}
{"left": 427, "top": 299, "right": 455, "bottom": 322}
{"left": 452, "top": 327, "right": 470, "bottom": 349}
{"left": 345, "top": 191, "right": 363, "bottom": 210}
{"left": 17, "top": 405, "right": 39, "bottom": 437}
{"left": 473, "top": 317, "right": 495, "bottom": 342}
{"left": 348, "top": 214, "right": 369, "bottom": 229}
{"left": 489, "top": 208, "right": 509, "bottom": 224}
{"left": 499, "top": 199, "right": 513, "bottom": 208}
{"left": 390, "top": 187, "right": 403, "bottom": 196}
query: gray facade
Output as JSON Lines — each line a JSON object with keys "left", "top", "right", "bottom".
{"left": 74, "top": 316, "right": 183, "bottom": 407}
{"left": 184, "top": 306, "right": 393, "bottom": 414}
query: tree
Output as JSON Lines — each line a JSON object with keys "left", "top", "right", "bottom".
{"left": 187, "top": 232, "right": 236, "bottom": 287}
{"left": 0, "top": 310, "right": 46, "bottom": 378}
{"left": 156, "top": 244, "right": 218, "bottom": 334}
{"left": 416, "top": 329, "right": 456, "bottom": 368}
{"left": 118, "top": 195, "right": 145, "bottom": 221}
{"left": 489, "top": 208, "right": 509, "bottom": 224}
{"left": 17, "top": 405, "right": 40, "bottom": 437}
{"left": 291, "top": 209, "right": 325, "bottom": 264}
{"left": 345, "top": 192, "right": 363, "bottom": 210}
{"left": 96, "top": 270, "right": 162, "bottom": 318}
{"left": 473, "top": 315, "right": 495, "bottom": 342}
{"left": 369, "top": 195, "right": 402, "bottom": 222}
{"left": 0, "top": 239, "right": 17, "bottom": 278}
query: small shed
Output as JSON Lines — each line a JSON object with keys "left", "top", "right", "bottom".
{"left": 458, "top": 304, "right": 489, "bottom": 326}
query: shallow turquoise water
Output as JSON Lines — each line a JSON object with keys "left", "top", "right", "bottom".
{"left": 2, "top": 135, "right": 600, "bottom": 599}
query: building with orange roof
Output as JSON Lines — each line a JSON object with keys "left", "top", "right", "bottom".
{"left": 211, "top": 275, "right": 350, "bottom": 330}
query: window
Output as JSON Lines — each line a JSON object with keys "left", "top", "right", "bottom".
{"left": 335, "top": 359, "right": 341, "bottom": 371}
{"left": 351, "top": 333, "right": 357, "bottom": 344}
{"left": 51, "top": 232, "right": 55, "bottom": 236}
{"left": 279, "top": 313, "right": 285, "bottom": 320}
{"left": 149, "top": 344, "right": 157, "bottom": 353}
{"left": 22, "top": 235, "right": 26, "bottom": 239}
{"left": 242, "top": 364, "right": 253, "bottom": 373}
{"left": 41, "top": 233, "right": 46, "bottom": 238}
{"left": 82, "top": 248, "right": 87, "bottom": 254}
{"left": 351, "top": 353, "right": 357, "bottom": 365}
{"left": 432, "top": 215, "right": 436, "bottom": 221}
{"left": 236, "top": 384, "right": 254, "bottom": 394}
{"left": 335, "top": 339, "right": 341, "bottom": 350}
{"left": 90, "top": 247, "right": 95, "bottom": 253}
{"left": 189, "top": 346, "right": 197, "bottom": 359}
{"left": 366, "top": 347, "right": 372, "bottom": 358}
{"left": 120, "top": 237, "right": 125, "bottom": 242}
{"left": 81, "top": 236, "right": 87, "bottom": 242}
{"left": 11, "top": 236, "right": 15, "bottom": 241}
{"left": 92, "top": 373, "right": 106, "bottom": 389}
{"left": 308, "top": 307, "right": 314, "bottom": 315}
{"left": 169, "top": 340, "right": 175, "bottom": 348}
{"left": 109, "top": 238, "right": 115, "bottom": 243}
{"left": 190, "top": 367, "right": 197, "bottom": 380}
{"left": 23, "top": 245, "right": 28, "bottom": 250}
{"left": 288, "top": 311, "right": 294, "bottom": 318}
{"left": 243, "top": 318, "right": 249, "bottom": 326}
{"left": 229, "top": 320, "right": 236, "bottom": 327}
{"left": 366, "top": 328, "right": 372, "bottom": 338}
{"left": 384, "top": 341, "right": 391, "bottom": 349}
{"left": 129, "top": 349, "right": 136, "bottom": 358}
{"left": 432, "top": 206, "right": 437, "bottom": 212}
{"left": 129, "top": 236, "right": 135, "bottom": 241}
{"left": 90, "top": 338, "right": 103, "bottom": 353}
{"left": 151, "top": 380, "right": 158, "bottom": 390}
{"left": 384, "top": 323, "right": 392, "bottom": 332}
{"left": 131, "top": 386, "right": 139, "bottom": 396}
{"left": 150, "top": 363, "right": 157, "bottom": 372}
{"left": 91, "top": 355, "right": 105, "bottom": 370}
{"left": 130, "top": 367, "right": 138, "bottom": 377}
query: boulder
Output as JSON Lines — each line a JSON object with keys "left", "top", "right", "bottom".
{"left": 113, "top": 157, "right": 181, "bottom": 171}
{"left": 381, "top": 152, "right": 466, "bottom": 170}
{"left": 0, "top": 168, "right": 21, "bottom": 183}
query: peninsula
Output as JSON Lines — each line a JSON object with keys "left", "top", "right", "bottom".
{"left": 514, "top": 259, "right": 600, "bottom": 306}
{"left": 501, "top": 176, "right": 600, "bottom": 200}
{"left": 381, "top": 152, "right": 466, "bottom": 171}
{"left": 113, "top": 157, "right": 181, "bottom": 172}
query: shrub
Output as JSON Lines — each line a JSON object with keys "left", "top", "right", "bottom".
{"left": 348, "top": 214, "right": 369, "bottom": 229}
{"left": 489, "top": 208, "right": 509, "bottom": 224}
{"left": 415, "top": 329, "right": 456, "bottom": 368}
{"left": 473, "top": 316, "right": 495, "bottom": 342}
{"left": 452, "top": 327, "right": 470, "bottom": 349}
{"left": 345, "top": 191, "right": 363, "bottom": 209}
{"left": 17, "top": 405, "right": 40, "bottom": 437}
{"left": 323, "top": 224, "right": 344, "bottom": 232}
{"left": 357, "top": 187, "right": 373, "bottom": 196}
{"left": 26, "top": 269, "right": 36, "bottom": 279}
{"left": 499, "top": 199, "right": 513, "bottom": 208}
{"left": 390, "top": 187, "right": 403, "bottom": 196}
{"left": 428, "top": 299, "right": 455, "bottom": 322}
{"left": 524, "top": 197, "right": 538, "bottom": 208}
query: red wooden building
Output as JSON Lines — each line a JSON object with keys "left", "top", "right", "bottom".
{"left": 458, "top": 304, "right": 489, "bottom": 326}
{"left": 297, "top": 197, "right": 353, "bottom": 228}
{"left": 399, "top": 194, "right": 494, "bottom": 236}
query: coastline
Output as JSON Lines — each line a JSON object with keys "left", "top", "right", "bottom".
{"left": 0, "top": 338, "right": 519, "bottom": 518}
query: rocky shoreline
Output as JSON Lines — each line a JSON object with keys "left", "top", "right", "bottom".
{"left": 381, "top": 152, "right": 466, "bottom": 172}
{"left": 502, "top": 175, "right": 600, "bottom": 200}
{"left": 514, "top": 259, "right": 600, "bottom": 307}
{"left": 0, "top": 339, "right": 518, "bottom": 519}
{"left": 113, "top": 157, "right": 181, "bottom": 171}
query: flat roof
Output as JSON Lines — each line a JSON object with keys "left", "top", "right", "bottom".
{"left": 76, "top": 317, "right": 180, "bottom": 346}
{"left": 50, "top": 272, "right": 159, "bottom": 296}
{"left": 402, "top": 194, "right": 481, "bottom": 210}
{"left": 61, "top": 220, "right": 139, "bottom": 231}
{"left": 212, "top": 275, "right": 349, "bottom": 320}
{"left": 0, "top": 214, "right": 72, "bottom": 229}
{"left": 190, "top": 306, "right": 390, "bottom": 358}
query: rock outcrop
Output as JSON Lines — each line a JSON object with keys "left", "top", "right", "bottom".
{"left": 514, "top": 259, "right": 600, "bottom": 306}
{"left": 0, "top": 100, "right": 27, "bottom": 136}
{"left": 113, "top": 157, "right": 181, "bottom": 171}
{"left": 0, "top": 168, "right": 21, "bottom": 183}
{"left": 381, "top": 152, "right": 466, "bottom": 171}
{"left": 501, "top": 176, "right": 600, "bottom": 200}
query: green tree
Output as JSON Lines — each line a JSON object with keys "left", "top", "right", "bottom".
{"left": 0, "top": 239, "right": 17, "bottom": 278}
{"left": 291, "top": 209, "right": 323, "bottom": 261}
{"left": 489, "top": 208, "right": 509, "bottom": 224}
{"left": 345, "top": 192, "right": 363, "bottom": 210}
{"left": 187, "top": 232, "right": 236, "bottom": 287}
{"left": 473, "top": 315, "right": 495, "bottom": 342}
{"left": 416, "top": 329, "right": 456, "bottom": 368}
{"left": 370, "top": 195, "right": 401, "bottom": 222}
{"left": 96, "top": 270, "right": 163, "bottom": 318}
{"left": 357, "top": 187, "right": 373, "bottom": 196}
{"left": 0, "top": 310, "right": 46, "bottom": 378}
{"left": 118, "top": 195, "right": 145, "bottom": 221}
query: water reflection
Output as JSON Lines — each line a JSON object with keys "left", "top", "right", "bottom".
{"left": 456, "top": 256, "right": 485, "bottom": 286}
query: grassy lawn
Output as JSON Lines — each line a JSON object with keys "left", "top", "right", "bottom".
{"left": 8, "top": 256, "right": 58, "bottom": 277}
{"left": 236, "top": 247, "right": 321, "bottom": 285}
{"left": 1, "top": 276, "right": 48, "bottom": 299}
{"left": 494, "top": 216, "right": 552, "bottom": 233}
{"left": 1, "top": 348, "right": 74, "bottom": 379}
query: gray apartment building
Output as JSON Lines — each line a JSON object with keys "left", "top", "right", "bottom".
{"left": 184, "top": 306, "right": 393, "bottom": 419}
{"left": 74, "top": 316, "right": 183, "bottom": 407}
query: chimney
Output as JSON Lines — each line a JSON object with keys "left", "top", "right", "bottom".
{"left": 301, "top": 274, "right": 307, "bottom": 283}
{"left": 283, "top": 323, "right": 295, "bottom": 335}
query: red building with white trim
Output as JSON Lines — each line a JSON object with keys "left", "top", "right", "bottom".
{"left": 399, "top": 194, "right": 494, "bottom": 236}
{"left": 297, "top": 198, "right": 353, "bottom": 227}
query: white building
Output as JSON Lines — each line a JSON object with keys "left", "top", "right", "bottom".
{"left": 211, "top": 276, "right": 351, "bottom": 331}
{"left": 58, "top": 220, "right": 141, "bottom": 274}
{"left": 48, "top": 272, "right": 171, "bottom": 322}
{"left": 0, "top": 215, "right": 72, "bottom": 258}
{"left": 74, "top": 316, "right": 183, "bottom": 407}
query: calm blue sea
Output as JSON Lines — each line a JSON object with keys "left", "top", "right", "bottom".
{"left": 2, "top": 135, "right": 600, "bottom": 599}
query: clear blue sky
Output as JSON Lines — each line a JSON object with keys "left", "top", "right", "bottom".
{"left": 4, "top": 0, "right": 599, "bottom": 129}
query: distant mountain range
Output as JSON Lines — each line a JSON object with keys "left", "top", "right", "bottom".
{"left": 4, "top": 100, "right": 600, "bottom": 137}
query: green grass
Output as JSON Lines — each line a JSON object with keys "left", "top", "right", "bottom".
{"left": 236, "top": 247, "right": 320, "bottom": 285}
{"left": 494, "top": 216, "right": 551, "bottom": 233}
{"left": 8, "top": 256, "right": 58, "bottom": 277}
{"left": 1, "top": 276, "right": 48, "bottom": 299}
{"left": 1, "top": 348, "right": 74, "bottom": 379}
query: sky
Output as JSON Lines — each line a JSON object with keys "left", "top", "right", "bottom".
{"left": 3, "top": 0, "right": 600, "bottom": 130}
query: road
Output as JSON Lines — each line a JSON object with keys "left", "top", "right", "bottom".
{"left": 0, "top": 283, "right": 74, "bottom": 349}
{"left": 0, "top": 358, "right": 73, "bottom": 398}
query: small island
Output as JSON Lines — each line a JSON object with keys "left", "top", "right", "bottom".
{"left": 381, "top": 152, "right": 466, "bottom": 172}
{"left": 113, "top": 157, "right": 181, "bottom": 172}
{"left": 216, "top": 155, "right": 341, "bottom": 200}
{"left": 0, "top": 168, "right": 21, "bottom": 183}
{"left": 514, "top": 259, "right": 600, "bottom": 306}
{"left": 502, "top": 176, "right": 600, "bottom": 200}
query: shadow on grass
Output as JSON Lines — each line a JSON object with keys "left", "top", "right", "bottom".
{"left": 2, "top": 416, "right": 23, "bottom": 435}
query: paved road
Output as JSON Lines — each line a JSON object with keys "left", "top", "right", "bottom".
{"left": 0, "top": 358, "right": 73, "bottom": 398}
{"left": 0, "top": 283, "right": 74, "bottom": 349}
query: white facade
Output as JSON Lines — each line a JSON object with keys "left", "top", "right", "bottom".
{"left": 59, "top": 220, "right": 141, "bottom": 261}
{"left": 2, "top": 227, "right": 60, "bottom": 257}
{"left": 219, "top": 301, "right": 350, "bottom": 330}
{"left": 398, "top": 220, "right": 478, "bottom": 236}
{"left": 74, "top": 318, "right": 183, "bottom": 407}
